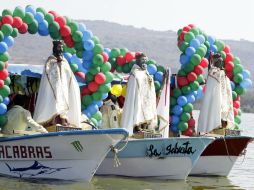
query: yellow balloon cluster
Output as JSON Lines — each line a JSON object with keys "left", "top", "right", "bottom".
{"left": 121, "top": 85, "right": 127, "bottom": 97}
{"left": 110, "top": 84, "right": 122, "bottom": 97}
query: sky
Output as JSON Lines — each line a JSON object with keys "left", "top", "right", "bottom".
{"left": 1, "top": 0, "right": 254, "bottom": 42}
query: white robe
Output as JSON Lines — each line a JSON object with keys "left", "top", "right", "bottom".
{"left": 197, "top": 67, "right": 234, "bottom": 133}
{"left": 33, "top": 55, "right": 81, "bottom": 128}
{"left": 121, "top": 65, "right": 157, "bottom": 136}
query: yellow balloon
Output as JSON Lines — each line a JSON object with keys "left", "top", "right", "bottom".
{"left": 121, "top": 85, "right": 127, "bottom": 97}
{"left": 110, "top": 84, "right": 122, "bottom": 97}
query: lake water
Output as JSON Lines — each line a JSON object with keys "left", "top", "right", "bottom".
{"left": 0, "top": 113, "right": 253, "bottom": 190}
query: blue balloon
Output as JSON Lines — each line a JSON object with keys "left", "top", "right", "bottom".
{"left": 0, "top": 103, "right": 7, "bottom": 115}
{"left": 87, "top": 104, "right": 99, "bottom": 115}
{"left": 196, "top": 35, "right": 205, "bottom": 44}
{"left": 94, "top": 100, "right": 103, "bottom": 108}
{"left": 242, "top": 70, "right": 250, "bottom": 79}
{"left": 186, "top": 94, "right": 195, "bottom": 103}
{"left": 0, "top": 42, "right": 8, "bottom": 53}
{"left": 3, "top": 97, "right": 10, "bottom": 105}
{"left": 83, "top": 39, "right": 95, "bottom": 51}
{"left": 63, "top": 53, "right": 72, "bottom": 63}
{"left": 83, "top": 109, "right": 92, "bottom": 118}
{"left": 82, "top": 30, "right": 93, "bottom": 41}
{"left": 3, "top": 36, "right": 14, "bottom": 47}
{"left": 190, "top": 39, "right": 201, "bottom": 49}
{"left": 171, "top": 115, "right": 180, "bottom": 125}
{"left": 170, "top": 124, "right": 179, "bottom": 133}
{"left": 102, "top": 93, "right": 108, "bottom": 100}
{"left": 154, "top": 71, "right": 163, "bottom": 83}
{"left": 38, "top": 20, "right": 48, "bottom": 31}
{"left": 104, "top": 48, "right": 111, "bottom": 56}
{"left": 38, "top": 29, "right": 49, "bottom": 36}
{"left": 185, "top": 47, "right": 196, "bottom": 57}
{"left": 82, "top": 60, "right": 92, "bottom": 69}
{"left": 196, "top": 86, "right": 204, "bottom": 100}
{"left": 147, "top": 64, "right": 157, "bottom": 75}
{"left": 240, "top": 79, "right": 252, "bottom": 89}
{"left": 192, "top": 91, "right": 198, "bottom": 97}
{"left": 230, "top": 81, "right": 236, "bottom": 90}
{"left": 177, "top": 96, "right": 188, "bottom": 106}
{"left": 180, "top": 54, "right": 189, "bottom": 65}
{"left": 172, "top": 105, "right": 183, "bottom": 116}
{"left": 83, "top": 50, "right": 94, "bottom": 61}
{"left": 25, "top": 5, "right": 36, "bottom": 15}
{"left": 78, "top": 23, "right": 87, "bottom": 33}
{"left": 35, "top": 12, "right": 44, "bottom": 23}
{"left": 71, "top": 55, "right": 82, "bottom": 65}
{"left": 207, "top": 36, "right": 215, "bottom": 45}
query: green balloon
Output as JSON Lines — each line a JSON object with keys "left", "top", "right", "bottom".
{"left": 0, "top": 31, "right": 4, "bottom": 41}
{"left": 1, "top": 24, "right": 13, "bottom": 36}
{"left": 219, "top": 51, "right": 226, "bottom": 60}
{"left": 93, "top": 54, "right": 104, "bottom": 66}
{"left": 76, "top": 50, "right": 83, "bottom": 58}
{"left": 232, "top": 91, "right": 237, "bottom": 100}
{"left": 215, "top": 40, "right": 225, "bottom": 52}
{"left": 13, "top": 6, "right": 25, "bottom": 19}
{"left": 178, "top": 121, "right": 188, "bottom": 132}
{"left": 183, "top": 63, "right": 194, "bottom": 73}
{"left": 63, "top": 46, "right": 76, "bottom": 54}
{"left": 23, "top": 12, "right": 34, "bottom": 24}
{"left": 90, "top": 66, "right": 100, "bottom": 75}
{"left": 92, "top": 36, "right": 100, "bottom": 44}
{"left": 98, "top": 83, "right": 111, "bottom": 93}
{"left": 11, "top": 28, "right": 18, "bottom": 38}
{"left": 49, "top": 22, "right": 60, "bottom": 33}
{"left": 116, "top": 65, "right": 123, "bottom": 73}
{"left": 233, "top": 73, "right": 243, "bottom": 83}
{"left": 122, "top": 63, "right": 131, "bottom": 73}
{"left": 197, "top": 74, "right": 205, "bottom": 84}
{"left": 238, "top": 109, "right": 242, "bottom": 116}
{"left": 173, "top": 88, "right": 182, "bottom": 98}
{"left": 189, "top": 81, "right": 199, "bottom": 91}
{"left": 92, "top": 91, "right": 103, "bottom": 101}
{"left": 92, "top": 111, "right": 102, "bottom": 121}
{"left": 36, "top": 7, "right": 46, "bottom": 16}
{"left": 234, "top": 115, "right": 241, "bottom": 124}
{"left": 85, "top": 72, "right": 94, "bottom": 83}
{"left": 234, "top": 123, "right": 239, "bottom": 130}
{"left": 190, "top": 54, "right": 201, "bottom": 66}
{"left": 74, "top": 42, "right": 84, "bottom": 51}
{"left": 120, "top": 48, "right": 128, "bottom": 56}
{"left": 179, "top": 41, "right": 189, "bottom": 52}
{"left": 200, "top": 44, "right": 207, "bottom": 52}
{"left": 204, "top": 40, "right": 210, "bottom": 49}
{"left": 111, "top": 48, "right": 121, "bottom": 58}
{"left": 147, "top": 59, "right": 156, "bottom": 65}
{"left": 73, "top": 31, "right": 83, "bottom": 42}
{"left": 70, "top": 64, "right": 79, "bottom": 72}
{"left": 0, "top": 85, "right": 10, "bottom": 97}
{"left": 235, "top": 85, "right": 246, "bottom": 95}
{"left": 65, "top": 16, "right": 71, "bottom": 25}
{"left": 183, "top": 103, "right": 193, "bottom": 113}
{"left": 154, "top": 81, "right": 161, "bottom": 92}
{"left": 157, "top": 65, "right": 165, "bottom": 73}
{"left": 93, "top": 44, "right": 104, "bottom": 55}
{"left": 101, "top": 62, "right": 111, "bottom": 72}
{"left": 180, "top": 112, "right": 191, "bottom": 122}
{"left": 178, "top": 69, "right": 187, "bottom": 76}
{"left": 184, "top": 32, "right": 195, "bottom": 43}
{"left": 196, "top": 46, "right": 206, "bottom": 57}
{"left": 105, "top": 72, "right": 114, "bottom": 83}
{"left": 233, "top": 64, "right": 243, "bottom": 74}
{"left": 181, "top": 86, "right": 191, "bottom": 95}
{"left": 2, "top": 9, "right": 12, "bottom": 16}
{"left": 0, "top": 95, "right": 3, "bottom": 103}
{"left": 82, "top": 95, "right": 93, "bottom": 106}
{"left": 45, "top": 13, "right": 54, "bottom": 24}
{"left": 69, "top": 21, "right": 79, "bottom": 34}
{"left": 0, "top": 115, "right": 8, "bottom": 127}
{"left": 28, "top": 20, "right": 38, "bottom": 34}
{"left": 0, "top": 61, "right": 4, "bottom": 70}
{"left": 170, "top": 96, "right": 177, "bottom": 106}
{"left": 177, "top": 29, "right": 183, "bottom": 36}
{"left": 4, "top": 77, "right": 11, "bottom": 86}
{"left": 233, "top": 57, "right": 241, "bottom": 65}
{"left": 0, "top": 52, "right": 9, "bottom": 62}
{"left": 90, "top": 118, "right": 98, "bottom": 126}
{"left": 189, "top": 28, "right": 199, "bottom": 36}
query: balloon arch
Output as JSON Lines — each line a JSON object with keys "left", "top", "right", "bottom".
{"left": 0, "top": 6, "right": 251, "bottom": 136}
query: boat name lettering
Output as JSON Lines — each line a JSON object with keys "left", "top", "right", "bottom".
{"left": 0, "top": 145, "right": 52, "bottom": 159}
{"left": 147, "top": 141, "right": 196, "bottom": 157}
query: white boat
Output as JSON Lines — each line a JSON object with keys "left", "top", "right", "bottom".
{"left": 0, "top": 129, "right": 128, "bottom": 181}
{"left": 96, "top": 136, "right": 214, "bottom": 180}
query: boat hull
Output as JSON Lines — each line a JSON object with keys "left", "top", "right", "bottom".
{"left": 96, "top": 137, "right": 214, "bottom": 180}
{"left": 0, "top": 129, "right": 128, "bottom": 181}
{"left": 190, "top": 136, "right": 253, "bottom": 176}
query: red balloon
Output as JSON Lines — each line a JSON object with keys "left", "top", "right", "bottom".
{"left": 188, "top": 118, "right": 195, "bottom": 127}
{"left": 183, "top": 128, "right": 193, "bottom": 136}
{"left": 0, "top": 69, "right": 8, "bottom": 80}
{"left": 75, "top": 71, "right": 85, "bottom": 80}
{"left": 225, "top": 71, "right": 233, "bottom": 80}
{"left": 101, "top": 52, "right": 109, "bottom": 63}
{"left": 2, "top": 15, "right": 13, "bottom": 25}
{"left": 200, "top": 58, "right": 209, "bottom": 68}
{"left": 60, "top": 25, "right": 71, "bottom": 37}
{"left": 236, "top": 95, "right": 240, "bottom": 101}
{"left": 125, "top": 52, "right": 135, "bottom": 62}
{"left": 63, "top": 35, "right": 74, "bottom": 48}
{"left": 233, "top": 100, "right": 240, "bottom": 109}
{"left": 194, "top": 65, "right": 203, "bottom": 75}
{"left": 95, "top": 72, "right": 106, "bottom": 84}
{"left": 177, "top": 76, "right": 189, "bottom": 87}
{"left": 188, "top": 24, "right": 195, "bottom": 28}
{"left": 135, "top": 52, "right": 142, "bottom": 57}
{"left": 116, "top": 56, "right": 126, "bottom": 66}
{"left": 12, "top": 17, "right": 23, "bottom": 28}
{"left": 187, "top": 72, "right": 197, "bottom": 82}
{"left": 202, "top": 85, "right": 206, "bottom": 93}
{"left": 55, "top": 16, "right": 66, "bottom": 27}
{"left": 233, "top": 107, "right": 238, "bottom": 116}
{"left": 0, "top": 80, "right": 4, "bottom": 88}
{"left": 48, "top": 11, "right": 58, "bottom": 18}
{"left": 183, "top": 26, "right": 191, "bottom": 32}
{"left": 4, "top": 62, "right": 8, "bottom": 69}
{"left": 225, "top": 53, "right": 234, "bottom": 63}
{"left": 18, "top": 23, "right": 28, "bottom": 34}
{"left": 224, "top": 61, "right": 234, "bottom": 72}
{"left": 179, "top": 31, "right": 187, "bottom": 41}
{"left": 81, "top": 86, "right": 91, "bottom": 96}
{"left": 223, "top": 45, "right": 230, "bottom": 53}
{"left": 88, "top": 81, "right": 99, "bottom": 92}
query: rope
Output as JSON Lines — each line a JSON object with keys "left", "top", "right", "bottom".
{"left": 222, "top": 137, "right": 234, "bottom": 163}
{"left": 110, "top": 136, "right": 129, "bottom": 167}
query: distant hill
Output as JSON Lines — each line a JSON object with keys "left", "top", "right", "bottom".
{"left": 7, "top": 20, "right": 254, "bottom": 111}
